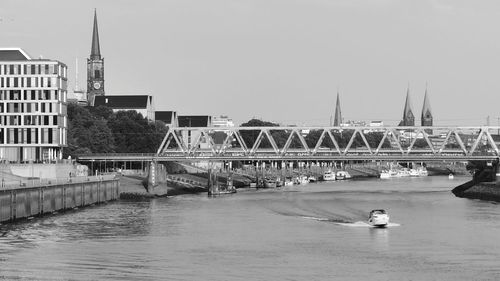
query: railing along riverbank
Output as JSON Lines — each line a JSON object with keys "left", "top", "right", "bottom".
{"left": 0, "top": 175, "right": 119, "bottom": 223}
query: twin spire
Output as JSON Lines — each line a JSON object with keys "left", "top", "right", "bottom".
{"left": 90, "top": 9, "right": 101, "bottom": 60}
{"left": 332, "top": 86, "right": 433, "bottom": 128}
{"left": 399, "top": 85, "right": 433, "bottom": 127}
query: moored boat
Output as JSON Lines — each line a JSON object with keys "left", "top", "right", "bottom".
{"left": 368, "top": 209, "right": 389, "bottom": 227}
{"left": 335, "top": 170, "right": 352, "bottom": 180}
{"left": 322, "top": 170, "right": 336, "bottom": 181}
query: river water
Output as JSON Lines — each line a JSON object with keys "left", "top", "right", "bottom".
{"left": 1, "top": 176, "right": 500, "bottom": 280}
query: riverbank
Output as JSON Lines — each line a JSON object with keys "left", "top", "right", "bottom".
{"left": 457, "top": 181, "right": 500, "bottom": 202}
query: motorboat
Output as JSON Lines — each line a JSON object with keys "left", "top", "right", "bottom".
{"left": 284, "top": 177, "right": 294, "bottom": 186}
{"left": 448, "top": 173, "right": 454, "bottom": 179}
{"left": 368, "top": 209, "right": 389, "bottom": 227}
{"left": 322, "top": 170, "right": 336, "bottom": 181}
{"left": 335, "top": 170, "right": 352, "bottom": 180}
{"left": 397, "top": 168, "right": 410, "bottom": 177}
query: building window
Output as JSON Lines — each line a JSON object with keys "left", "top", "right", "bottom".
{"left": 94, "top": 69, "right": 100, "bottom": 79}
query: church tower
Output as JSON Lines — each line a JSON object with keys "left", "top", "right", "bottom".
{"left": 333, "top": 91, "right": 342, "bottom": 126}
{"left": 399, "top": 87, "right": 415, "bottom": 126}
{"left": 421, "top": 87, "right": 433, "bottom": 134}
{"left": 87, "top": 9, "right": 104, "bottom": 105}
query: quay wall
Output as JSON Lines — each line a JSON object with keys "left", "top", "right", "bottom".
{"left": 0, "top": 177, "right": 119, "bottom": 223}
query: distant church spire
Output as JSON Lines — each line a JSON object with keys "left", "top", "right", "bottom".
{"left": 333, "top": 91, "right": 342, "bottom": 126}
{"left": 90, "top": 9, "right": 101, "bottom": 60}
{"left": 399, "top": 86, "right": 415, "bottom": 126}
{"left": 421, "top": 86, "right": 433, "bottom": 133}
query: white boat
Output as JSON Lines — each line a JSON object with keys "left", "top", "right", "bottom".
{"left": 308, "top": 176, "right": 317, "bottom": 183}
{"left": 284, "top": 177, "right": 294, "bottom": 186}
{"left": 410, "top": 167, "right": 428, "bottom": 177}
{"left": 335, "top": 170, "right": 352, "bottom": 180}
{"left": 368, "top": 209, "right": 390, "bottom": 227}
{"left": 380, "top": 169, "right": 398, "bottom": 179}
{"left": 397, "top": 168, "right": 410, "bottom": 177}
{"left": 448, "top": 173, "right": 454, "bottom": 179}
{"left": 322, "top": 170, "right": 336, "bottom": 181}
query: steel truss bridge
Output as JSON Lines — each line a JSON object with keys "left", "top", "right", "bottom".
{"left": 77, "top": 126, "right": 500, "bottom": 162}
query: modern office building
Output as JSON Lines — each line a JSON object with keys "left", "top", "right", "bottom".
{"left": 0, "top": 48, "right": 68, "bottom": 162}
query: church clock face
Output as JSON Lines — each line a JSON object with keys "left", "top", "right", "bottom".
{"left": 93, "top": 82, "right": 101, "bottom": 90}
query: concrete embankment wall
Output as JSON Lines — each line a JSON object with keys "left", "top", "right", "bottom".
{"left": 0, "top": 177, "right": 119, "bottom": 223}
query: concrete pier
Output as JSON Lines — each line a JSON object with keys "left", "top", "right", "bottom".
{"left": 0, "top": 176, "right": 119, "bottom": 223}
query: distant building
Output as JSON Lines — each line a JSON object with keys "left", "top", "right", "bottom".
{"left": 0, "top": 48, "right": 68, "bottom": 162}
{"left": 363, "top": 121, "right": 384, "bottom": 133}
{"left": 212, "top": 115, "right": 234, "bottom": 128}
{"left": 399, "top": 87, "right": 415, "bottom": 126}
{"left": 94, "top": 95, "right": 155, "bottom": 121}
{"left": 87, "top": 9, "right": 105, "bottom": 105}
{"left": 155, "top": 111, "right": 178, "bottom": 127}
{"left": 178, "top": 115, "right": 212, "bottom": 149}
{"left": 67, "top": 89, "right": 88, "bottom": 106}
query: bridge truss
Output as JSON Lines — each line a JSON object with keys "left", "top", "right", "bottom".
{"left": 154, "top": 126, "right": 500, "bottom": 162}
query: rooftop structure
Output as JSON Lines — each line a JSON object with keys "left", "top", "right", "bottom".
{"left": 94, "top": 95, "right": 155, "bottom": 121}
{"left": 155, "top": 111, "right": 178, "bottom": 127}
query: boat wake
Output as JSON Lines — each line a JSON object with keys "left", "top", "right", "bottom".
{"left": 337, "top": 221, "right": 401, "bottom": 228}
{"left": 299, "top": 216, "right": 400, "bottom": 227}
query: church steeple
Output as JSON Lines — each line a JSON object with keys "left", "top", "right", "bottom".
{"left": 90, "top": 9, "right": 101, "bottom": 60}
{"left": 333, "top": 91, "right": 342, "bottom": 126}
{"left": 400, "top": 86, "right": 415, "bottom": 126}
{"left": 421, "top": 86, "right": 433, "bottom": 133}
{"left": 87, "top": 9, "right": 105, "bottom": 105}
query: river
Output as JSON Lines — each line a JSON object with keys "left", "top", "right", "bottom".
{"left": 1, "top": 176, "right": 500, "bottom": 280}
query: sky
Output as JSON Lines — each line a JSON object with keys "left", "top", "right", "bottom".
{"left": 2, "top": 0, "right": 500, "bottom": 126}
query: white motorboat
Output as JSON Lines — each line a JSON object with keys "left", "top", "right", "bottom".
{"left": 308, "top": 175, "right": 317, "bottom": 183}
{"left": 380, "top": 169, "right": 398, "bottom": 179}
{"left": 322, "top": 170, "right": 336, "bottom": 181}
{"left": 336, "top": 170, "right": 352, "bottom": 180}
{"left": 410, "top": 167, "right": 428, "bottom": 177}
{"left": 368, "top": 209, "right": 389, "bottom": 227}
{"left": 448, "top": 173, "right": 454, "bottom": 179}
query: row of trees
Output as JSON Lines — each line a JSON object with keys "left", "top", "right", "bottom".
{"left": 64, "top": 103, "right": 168, "bottom": 158}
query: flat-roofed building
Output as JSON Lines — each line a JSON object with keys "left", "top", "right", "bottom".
{"left": 0, "top": 48, "right": 68, "bottom": 162}
{"left": 178, "top": 115, "right": 212, "bottom": 149}
{"left": 155, "top": 111, "right": 178, "bottom": 127}
{"left": 94, "top": 95, "right": 155, "bottom": 121}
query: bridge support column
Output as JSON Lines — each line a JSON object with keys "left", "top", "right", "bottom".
{"left": 207, "top": 167, "right": 219, "bottom": 196}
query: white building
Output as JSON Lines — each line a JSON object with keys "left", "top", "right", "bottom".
{"left": 212, "top": 115, "right": 234, "bottom": 128}
{"left": 0, "top": 48, "right": 68, "bottom": 162}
